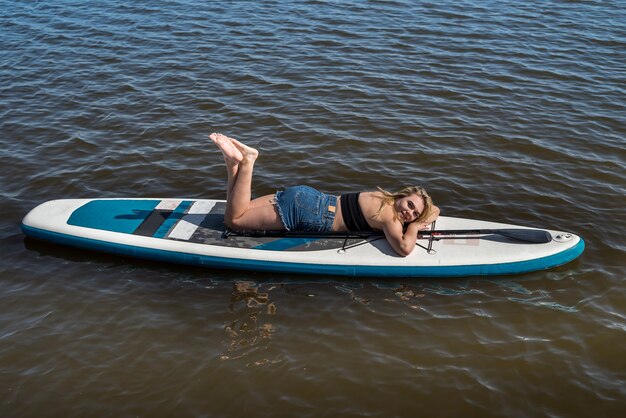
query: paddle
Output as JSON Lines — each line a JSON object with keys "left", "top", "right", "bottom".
{"left": 416, "top": 228, "right": 552, "bottom": 243}
{"left": 224, "top": 228, "right": 552, "bottom": 244}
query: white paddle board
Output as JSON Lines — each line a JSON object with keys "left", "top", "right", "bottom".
{"left": 21, "top": 198, "right": 584, "bottom": 277}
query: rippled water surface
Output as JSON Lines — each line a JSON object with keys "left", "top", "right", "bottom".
{"left": 2, "top": 0, "right": 625, "bottom": 416}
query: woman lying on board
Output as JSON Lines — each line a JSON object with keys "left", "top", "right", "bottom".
{"left": 210, "top": 133, "right": 440, "bottom": 257}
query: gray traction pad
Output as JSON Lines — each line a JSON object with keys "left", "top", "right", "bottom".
{"left": 168, "top": 202, "right": 366, "bottom": 251}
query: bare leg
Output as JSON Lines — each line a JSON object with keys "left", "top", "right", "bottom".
{"left": 226, "top": 137, "right": 259, "bottom": 222}
{"left": 211, "top": 133, "right": 283, "bottom": 230}
{"left": 210, "top": 133, "right": 242, "bottom": 201}
{"left": 210, "top": 132, "right": 243, "bottom": 164}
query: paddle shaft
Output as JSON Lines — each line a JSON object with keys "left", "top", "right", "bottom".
{"left": 224, "top": 228, "right": 552, "bottom": 243}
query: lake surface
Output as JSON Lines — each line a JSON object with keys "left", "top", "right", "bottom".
{"left": 1, "top": 0, "right": 625, "bottom": 416}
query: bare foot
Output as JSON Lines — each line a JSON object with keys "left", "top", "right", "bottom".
{"left": 229, "top": 136, "right": 259, "bottom": 163}
{"left": 210, "top": 133, "right": 243, "bottom": 164}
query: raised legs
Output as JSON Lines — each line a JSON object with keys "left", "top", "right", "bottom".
{"left": 210, "top": 133, "right": 283, "bottom": 230}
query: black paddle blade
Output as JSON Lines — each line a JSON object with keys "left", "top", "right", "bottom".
{"left": 420, "top": 229, "right": 554, "bottom": 244}
{"left": 487, "top": 229, "right": 552, "bottom": 243}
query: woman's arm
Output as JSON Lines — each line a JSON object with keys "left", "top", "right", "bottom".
{"left": 381, "top": 204, "right": 440, "bottom": 257}
{"left": 382, "top": 217, "right": 421, "bottom": 257}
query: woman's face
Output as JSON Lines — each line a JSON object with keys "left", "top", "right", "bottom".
{"left": 394, "top": 193, "right": 425, "bottom": 223}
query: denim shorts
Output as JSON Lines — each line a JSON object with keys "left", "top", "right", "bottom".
{"left": 274, "top": 185, "right": 337, "bottom": 232}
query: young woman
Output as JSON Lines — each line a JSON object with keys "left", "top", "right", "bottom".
{"left": 210, "top": 133, "right": 440, "bottom": 257}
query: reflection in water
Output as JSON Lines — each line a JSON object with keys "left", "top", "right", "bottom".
{"left": 335, "top": 282, "right": 428, "bottom": 310}
{"left": 393, "top": 284, "right": 426, "bottom": 301}
{"left": 392, "top": 284, "right": 427, "bottom": 311}
{"left": 220, "top": 281, "right": 279, "bottom": 365}
{"left": 336, "top": 283, "right": 371, "bottom": 305}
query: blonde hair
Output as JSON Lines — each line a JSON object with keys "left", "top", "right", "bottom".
{"left": 375, "top": 186, "right": 434, "bottom": 224}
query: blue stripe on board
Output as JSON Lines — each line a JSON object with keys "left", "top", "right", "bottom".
{"left": 253, "top": 237, "right": 321, "bottom": 251}
{"left": 21, "top": 224, "right": 585, "bottom": 278}
{"left": 153, "top": 201, "right": 193, "bottom": 238}
{"left": 67, "top": 200, "right": 161, "bottom": 234}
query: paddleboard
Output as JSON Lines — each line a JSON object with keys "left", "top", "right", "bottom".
{"left": 21, "top": 198, "right": 584, "bottom": 277}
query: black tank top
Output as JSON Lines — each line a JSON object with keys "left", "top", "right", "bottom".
{"left": 340, "top": 193, "right": 375, "bottom": 232}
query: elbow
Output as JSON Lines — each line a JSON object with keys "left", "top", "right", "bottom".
{"left": 397, "top": 245, "right": 414, "bottom": 257}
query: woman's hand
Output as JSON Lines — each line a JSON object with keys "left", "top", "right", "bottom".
{"left": 414, "top": 221, "right": 432, "bottom": 230}
{"left": 417, "top": 204, "right": 440, "bottom": 229}
{"left": 380, "top": 204, "right": 441, "bottom": 257}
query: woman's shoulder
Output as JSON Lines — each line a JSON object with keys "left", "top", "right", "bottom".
{"left": 359, "top": 191, "right": 394, "bottom": 222}
{"left": 359, "top": 190, "right": 384, "bottom": 200}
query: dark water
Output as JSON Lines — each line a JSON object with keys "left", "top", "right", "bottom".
{"left": 2, "top": 0, "right": 625, "bottom": 416}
